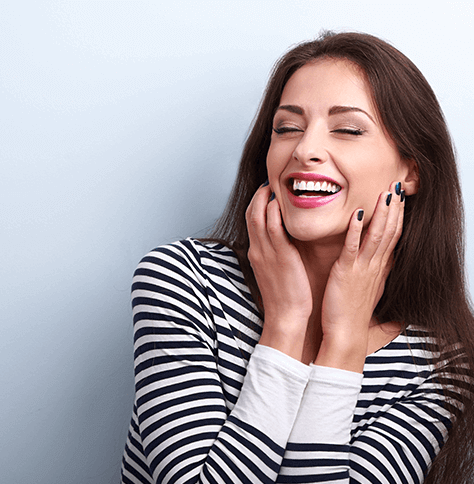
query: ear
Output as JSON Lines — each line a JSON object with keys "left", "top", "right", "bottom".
{"left": 401, "top": 159, "right": 419, "bottom": 195}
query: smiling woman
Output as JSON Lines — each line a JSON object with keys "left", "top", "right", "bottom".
{"left": 121, "top": 32, "right": 474, "bottom": 484}
{"left": 267, "top": 58, "right": 418, "bottom": 244}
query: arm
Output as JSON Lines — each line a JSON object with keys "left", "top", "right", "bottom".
{"left": 266, "top": 182, "right": 444, "bottom": 483}
{"left": 349, "top": 338, "right": 468, "bottom": 484}
{"left": 278, "top": 333, "right": 462, "bottom": 484}
{"left": 278, "top": 365, "right": 363, "bottom": 483}
{"left": 122, "top": 242, "right": 312, "bottom": 484}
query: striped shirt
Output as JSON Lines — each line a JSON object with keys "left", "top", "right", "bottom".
{"left": 121, "top": 238, "right": 459, "bottom": 484}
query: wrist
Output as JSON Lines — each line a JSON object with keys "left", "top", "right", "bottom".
{"left": 314, "top": 333, "right": 368, "bottom": 373}
{"left": 259, "top": 317, "right": 308, "bottom": 362}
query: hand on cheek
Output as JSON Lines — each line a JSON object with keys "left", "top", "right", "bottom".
{"left": 246, "top": 183, "right": 312, "bottom": 361}
{"left": 316, "top": 181, "right": 405, "bottom": 372}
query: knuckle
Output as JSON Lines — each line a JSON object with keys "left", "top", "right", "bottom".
{"left": 267, "top": 221, "right": 280, "bottom": 237}
{"left": 247, "top": 213, "right": 260, "bottom": 229}
{"left": 247, "top": 247, "right": 260, "bottom": 265}
{"left": 245, "top": 204, "right": 254, "bottom": 219}
{"left": 394, "top": 223, "right": 403, "bottom": 238}
{"left": 345, "top": 242, "right": 359, "bottom": 255}
{"left": 369, "top": 231, "right": 383, "bottom": 245}
{"left": 385, "top": 222, "right": 397, "bottom": 237}
{"left": 366, "top": 263, "right": 381, "bottom": 279}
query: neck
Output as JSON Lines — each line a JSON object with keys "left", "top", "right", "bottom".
{"left": 294, "top": 237, "right": 343, "bottom": 297}
{"left": 292, "top": 238, "right": 344, "bottom": 364}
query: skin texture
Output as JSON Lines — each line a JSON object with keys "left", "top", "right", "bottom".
{"left": 246, "top": 59, "right": 419, "bottom": 372}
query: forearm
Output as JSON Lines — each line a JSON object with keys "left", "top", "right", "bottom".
{"left": 278, "top": 365, "right": 363, "bottom": 483}
{"left": 133, "top": 339, "right": 311, "bottom": 484}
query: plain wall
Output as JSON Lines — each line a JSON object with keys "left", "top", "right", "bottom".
{"left": 1, "top": 1, "right": 473, "bottom": 482}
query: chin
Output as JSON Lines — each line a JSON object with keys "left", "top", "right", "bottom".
{"left": 285, "top": 223, "right": 327, "bottom": 243}
{"left": 284, "top": 220, "right": 346, "bottom": 245}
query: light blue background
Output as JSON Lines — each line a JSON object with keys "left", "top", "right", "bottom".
{"left": 1, "top": 1, "right": 472, "bottom": 482}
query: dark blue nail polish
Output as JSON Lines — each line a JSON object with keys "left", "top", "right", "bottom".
{"left": 400, "top": 190, "right": 406, "bottom": 203}
{"left": 270, "top": 192, "right": 275, "bottom": 201}
{"left": 262, "top": 179, "right": 269, "bottom": 187}
{"left": 357, "top": 210, "right": 364, "bottom": 221}
{"left": 395, "top": 182, "right": 401, "bottom": 196}
{"left": 386, "top": 193, "right": 392, "bottom": 206}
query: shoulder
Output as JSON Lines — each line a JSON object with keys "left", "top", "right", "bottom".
{"left": 364, "top": 324, "right": 467, "bottom": 397}
{"left": 362, "top": 325, "right": 441, "bottom": 396}
{"left": 131, "top": 238, "right": 261, "bottom": 351}
{"left": 135, "top": 238, "right": 239, "bottom": 282}
{"left": 132, "top": 238, "right": 253, "bottom": 307}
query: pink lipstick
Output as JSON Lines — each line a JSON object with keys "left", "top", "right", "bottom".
{"left": 286, "top": 172, "right": 343, "bottom": 209}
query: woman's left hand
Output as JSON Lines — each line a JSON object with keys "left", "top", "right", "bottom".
{"left": 316, "top": 182, "right": 405, "bottom": 372}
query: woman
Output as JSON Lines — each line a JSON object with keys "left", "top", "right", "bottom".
{"left": 121, "top": 32, "right": 474, "bottom": 484}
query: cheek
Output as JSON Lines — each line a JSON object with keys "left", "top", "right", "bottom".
{"left": 345, "top": 166, "right": 386, "bottom": 212}
{"left": 266, "top": 145, "right": 288, "bottom": 185}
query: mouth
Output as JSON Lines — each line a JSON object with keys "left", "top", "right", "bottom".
{"left": 285, "top": 173, "right": 343, "bottom": 209}
{"left": 288, "top": 177, "right": 342, "bottom": 198}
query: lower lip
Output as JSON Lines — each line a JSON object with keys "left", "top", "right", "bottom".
{"left": 287, "top": 187, "right": 342, "bottom": 208}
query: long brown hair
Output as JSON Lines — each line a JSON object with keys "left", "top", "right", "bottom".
{"left": 207, "top": 31, "right": 474, "bottom": 483}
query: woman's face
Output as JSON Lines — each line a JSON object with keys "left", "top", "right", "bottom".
{"left": 267, "top": 58, "right": 413, "bottom": 244}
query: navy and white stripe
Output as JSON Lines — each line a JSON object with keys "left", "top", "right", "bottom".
{"left": 121, "top": 238, "right": 460, "bottom": 484}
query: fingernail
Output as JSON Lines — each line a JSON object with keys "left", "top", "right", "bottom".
{"left": 262, "top": 179, "right": 269, "bottom": 187}
{"left": 400, "top": 190, "right": 406, "bottom": 203}
{"left": 395, "top": 182, "right": 401, "bottom": 196}
{"left": 270, "top": 192, "right": 275, "bottom": 201}
{"left": 386, "top": 193, "right": 392, "bottom": 206}
{"left": 357, "top": 209, "right": 364, "bottom": 221}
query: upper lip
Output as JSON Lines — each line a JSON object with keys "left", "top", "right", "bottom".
{"left": 286, "top": 172, "right": 343, "bottom": 188}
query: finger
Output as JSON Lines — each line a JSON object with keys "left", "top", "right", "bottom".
{"left": 245, "top": 182, "right": 272, "bottom": 221}
{"left": 338, "top": 208, "right": 365, "bottom": 265}
{"left": 372, "top": 181, "right": 406, "bottom": 260}
{"left": 374, "top": 251, "right": 394, "bottom": 304}
{"left": 361, "top": 180, "right": 405, "bottom": 258}
{"left": 358, "top": 189, "right": 392, "bottom": 261}
{"left": 383, "top": 185, "right": 405, "bottom": 257}
{"left": 246, "top": 184, "right": 273, "bottom": 248}
{"left": 266, "top": 196, "right": 292, "bottom": 252}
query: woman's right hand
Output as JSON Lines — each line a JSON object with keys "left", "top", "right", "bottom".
{"left": 246, "top": 183, "right": 312, "bottom": 361}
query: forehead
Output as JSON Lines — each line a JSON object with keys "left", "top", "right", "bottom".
{"left": 280, "top": 58, "right": 374, "bottom": 111}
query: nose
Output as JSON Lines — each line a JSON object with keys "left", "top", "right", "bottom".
{"left": 292, "top": 126, "right": 329, "bottom": 165}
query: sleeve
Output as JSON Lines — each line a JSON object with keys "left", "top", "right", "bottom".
{"left": 123, "top": 243, "right": 460, "bottom": 484}
{"left": 277, "top": 359, "right": 460, "bottom": 484}
{"left": 277, "top": 365, "right": 364, "bottom": 483}
{"left": 123, "top": 244, "right": 312, "bottom": 484}
{"left": 348, "top": 358, "right": 464, "bottom": 484}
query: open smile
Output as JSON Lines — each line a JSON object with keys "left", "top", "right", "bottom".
{"left": 285, "top": 173, "right": 343, "bottom": 208}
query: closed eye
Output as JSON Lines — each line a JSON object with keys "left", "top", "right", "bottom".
{"left": 272, "top": 127, "right": 303, "bottom": 134}
{"left": 332, "top": 128, "right": 365, "bottom": 136}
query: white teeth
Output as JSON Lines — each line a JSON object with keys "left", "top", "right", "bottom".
{"left": 292, "top": 178, "right": 341, "bottom": 194}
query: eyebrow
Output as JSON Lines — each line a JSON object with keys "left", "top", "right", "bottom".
{"left": 275, "top": 104, "right": 376, "bottom": 124}
{"left": 276, "top": 105, "right": 304, "bottom": 115}
{"left": 328, "top": 105, "right": 375, "bottom": 124}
